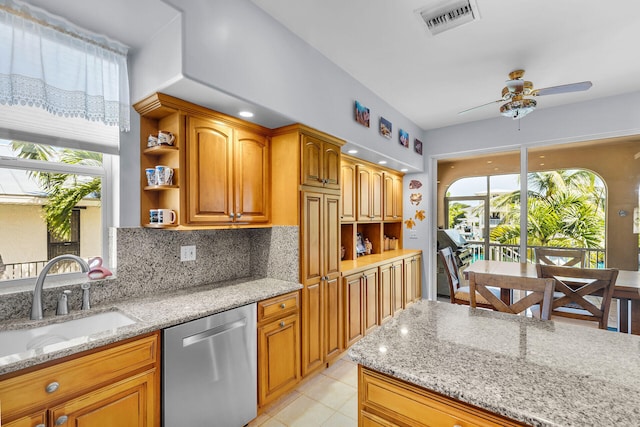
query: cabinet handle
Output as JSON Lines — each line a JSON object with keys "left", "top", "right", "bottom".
{"left": 280, "top": 321, "right": 285, "bottom": 327}
{"left": 280, "top": 303, "right": 286, "bottom": 309}
{"left": 35, "top": 424, "right": 45, "bottom": 427}
{"left": 55, "top": 415, "right": 68, "bottom": 425}
{"left": 46, "top": 381, "right": 60, "bottom": 393}
{"left": 229, "top": 212, "right": 235, "bottom": 219}
{"left": 236, "top": 213, "right": 242, "bottom": 219}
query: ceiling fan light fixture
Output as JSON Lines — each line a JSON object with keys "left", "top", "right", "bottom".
{"left": 500, "top": 98, "right": 537, "bottom": 120}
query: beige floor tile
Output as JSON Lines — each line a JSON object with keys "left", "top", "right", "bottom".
{"left": 260, "top": 417, "right": 287, "bottom": 427}
{"left": 324, "top": 361, "right": 358, "bottom": 388}
{"left": 264, "top": 390, "right": 302, "bottom": 416}
{"left": 272, "top": 394, "right": 334, "bottom": 427}
{"left": 320, "top": 411, "right": 358, "bottom": 427}
{"left": 303, "top": 375, "right": 357, "bottom": 410}
{"left": 295, "top": 371, "right": 326, "bottom": 393}
{"left": 248, "top": 412, "right": 272, "bottom": 426}
{"left": 337, "top": 393, "right": 358, "bottom": 420}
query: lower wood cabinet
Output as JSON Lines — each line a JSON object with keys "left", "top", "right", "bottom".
{"left": 359, "top": 366, "right": 526, "bottom": 427}
{"left": 257, "top": 291, "right": 301, "bottom": 408}
{"left": 343, "top": 267, "right": 378, "bottom": 347}
{"left": 0, "top": 332, "right": 160, "bottom": 427}
{"left": 404, "top": 253, "right": 422, "bottom": 308}
{"left": 378, "top": 260, "right": 404, "bottom": 324}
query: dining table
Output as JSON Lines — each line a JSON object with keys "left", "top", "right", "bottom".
{"left": 464, "top": 260, "right": 640, "bottom": 335}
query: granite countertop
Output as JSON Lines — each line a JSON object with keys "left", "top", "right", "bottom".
{"left": 0, "top": 277, "right": 302, "bottom": 376}
{"left": 348, "top": 300, "right": 640, "bottom": 427}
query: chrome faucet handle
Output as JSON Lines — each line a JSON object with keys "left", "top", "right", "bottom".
{"left": 81, "top": 283, "right": 91, "bottom": 310}
{"left": 56, "top": 290, "right": 71, "bottom": 315}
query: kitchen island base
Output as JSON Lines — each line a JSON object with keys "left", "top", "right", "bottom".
{"left": 359, "top": 366, "right": 527, "bottom": 427}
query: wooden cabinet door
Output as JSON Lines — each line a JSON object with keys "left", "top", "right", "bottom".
{"left": 343, "top": 273, "right": 364, "bottom": 347}
{"left": 258, "top": 313, "right": 300, "bottom": 406}
{"left": 301, "top": 191, "right": 324, "bottom": 376}
{"left": 324, "top": 193, "right": 341, "bottom": 277}
{"left": 371, "top": 170, "right": 383, "bottom": 221}
{"left": 404, "top": 256, "right": 422, "bottom": 307}
{"left": 2, "top": 412, "right": 46, "bottom": 427}
{"left": 363, "top": 268, "right": 379, "bottom": 334}
{"left": 341, "top": 160, "right": 357, "bottom": 222}
{"left": 49, "top": 370, "right": 157, "bottom": 427}
{"left": 413, "top": 254, "right": 422, "bottom": 301}
{"left": 378, "top": 263, "right": 394, "bottom": 325}
{"left": 301, "top": 134, "right": 323, "bottom": 187}
{"left": 234, "top": 129, "right": 270, "bottom": 223}
{"left": 391, "top": 261, "right": 404, "bottom": 314}
{"left": 324, "top": 275, "right": 343, "bottom": 362}
{"left": 186, "top": 117, "right": 234, "bottom": 224}
{"left": 383, "top": 172, "right": 403, "bottom": 221}
{"left": 357, "top": 166, "right": 371, "bottom": 221}
{"left": 322, "top": 141, "right": 341, "bottom": 190}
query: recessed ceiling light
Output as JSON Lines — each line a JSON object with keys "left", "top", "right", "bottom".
{"left": 378, "top": 160, "right": 387, "bottom": 165}
{"left": 347, "top": 149, "right": 358, "bottom": 154}
{"left": 238, "top": 111, "right": 254, "bottom": 118}
{"left": 400, "top": 168, "right": 408, "bottom": 172}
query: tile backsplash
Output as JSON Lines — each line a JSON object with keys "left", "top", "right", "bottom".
{"left": 0, "top": 226, "right": 299, "bottom": 321}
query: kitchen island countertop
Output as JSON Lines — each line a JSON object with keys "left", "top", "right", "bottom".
{"left": 348, "top": 300, "right": 640, "bottom": 427}
{"left": 0, "top": 277, "right": 302, "bottom": 376}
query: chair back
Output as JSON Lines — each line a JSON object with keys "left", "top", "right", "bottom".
{"left": 468, "top": 272, "right": 555, "bottom": 320}
{"left": 438, "top": 247, "right": 461, "bottom": 302}
{"left": 536, "top": 264, "right": 618, "bottom": 329}
{"left": 534, "top": 247, "right": 586, "bottom": 267}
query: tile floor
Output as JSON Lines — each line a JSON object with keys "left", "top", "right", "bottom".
{"left": 249, "top": 355, "right": 358, "bottom": 427}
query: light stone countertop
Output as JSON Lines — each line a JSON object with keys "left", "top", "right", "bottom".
{"left": 348, "top": 300, "right": 640, "bottom": 427}
{"left": 0, "top": 277, "right": 302, "bottom": 376}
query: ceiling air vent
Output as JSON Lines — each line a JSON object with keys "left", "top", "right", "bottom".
{"left": 416, "top": 0, "right": 480, "bottom": 36}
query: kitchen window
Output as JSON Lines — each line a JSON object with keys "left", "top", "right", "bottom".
{"left": 0, "top": 139, "right": 113, "bottom": 286}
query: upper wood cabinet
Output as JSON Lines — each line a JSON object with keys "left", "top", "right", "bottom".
{"left": 134, "top": 93, "right": 271, "bottom": 229}
{"left": 301, "top": 133, "right": 341, "bottom": 190}
{"left": 356, "top": 165, "right": 383, "bottom": 222}
{"left": 383, "top": 172, "right": 403, "bottom": 221}
{"left": 340, "top": 159, "right": 357, "bottom": 222}
{"left": 186, "top": 116, "right": 270, "bottom": 225}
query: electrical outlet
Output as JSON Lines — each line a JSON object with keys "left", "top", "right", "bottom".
{"left": 409, "top": 232, "right": 418, "bottom": 240}
{"left": 180, "top": 245, "right": 196, "bottom": 262}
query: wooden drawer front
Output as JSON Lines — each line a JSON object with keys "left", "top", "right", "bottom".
{"left": 258, "top": 291, "right": 300, "bottom": 322}
{"left": 359, "top": 367, "right": 525, "bottom": 427}
{"left": 0, "top": 333, "right": 158, "bottom": 420}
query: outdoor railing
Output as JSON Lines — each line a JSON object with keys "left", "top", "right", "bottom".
{"left": 1, "top": 260, "right": 81, "bottom": 280}
{"left": 467, "top": 242, "right": 606, "bottom": 268}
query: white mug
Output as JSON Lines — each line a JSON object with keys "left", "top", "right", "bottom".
{"left": 155, "top": 165, "right": 173, "bottom": 185}
{"left": 145, "top": 168, "right": 157, "bottom": 186}
{"left": 158, "top": 209, "right": 176, "bottom": 224}
{"left": 149, "top": 209, "right": 159, "bottom": 224}
{"left": 158, "top": 130, "right": 175, "bottom": 146}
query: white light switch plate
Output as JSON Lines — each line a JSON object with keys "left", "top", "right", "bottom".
{"left": 180, "top": 245, "right": 196, "bottom": 261}
{"left": 409, "top": 232, "right": 418, "bottom": 239}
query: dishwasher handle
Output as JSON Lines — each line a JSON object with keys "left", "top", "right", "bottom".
{"left": 182, "top": 318, "right": 247, "bottom": 347}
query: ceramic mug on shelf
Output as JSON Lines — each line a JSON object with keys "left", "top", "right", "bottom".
{"left": 145, "top": 168, "right": 157, "bottom": 186}
{"left": 158, "top": 209, "right": 177, "bottom": 225}
{"left": 155, "top": 165, "right": 173, "bottom": 185}
{"left": 149, "top": 209, "right": 159, "bottom": 224}
{"left": 158, "top": 130, "right": 175, "bottom": 146}
{"left": 147, "top": 134, "right": 159, "bottom": 147}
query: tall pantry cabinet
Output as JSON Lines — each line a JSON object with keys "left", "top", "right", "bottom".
{"left": 271, "top": 124, "right": 345, "bottom": 377}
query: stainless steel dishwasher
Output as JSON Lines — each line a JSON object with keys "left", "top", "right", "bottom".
{"left": 163, "top": 303, "right": 257, "bottom": 427}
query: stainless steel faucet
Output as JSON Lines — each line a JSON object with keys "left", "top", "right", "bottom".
{"left": 31, "top": 255, "right": 90, "bottom": 320}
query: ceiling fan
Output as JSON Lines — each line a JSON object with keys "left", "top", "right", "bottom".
{"left": 459, "top": 70, "right": 592, "bottom": 119}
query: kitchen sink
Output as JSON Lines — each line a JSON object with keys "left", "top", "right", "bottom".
{"left": 0, "top": 310, "right": 137, "bottom": 359}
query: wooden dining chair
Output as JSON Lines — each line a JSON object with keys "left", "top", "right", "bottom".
{"left": 438, "top": 248, "right": 500, "bottom": 309}
{"left": 535, "top": 264, "right": 618, "bottom": 329}
{"left": 468, "top": 271, "right": 555, "bottom": 320}
{"left": 534, "top": 247, "right": 586, "bottom": 267}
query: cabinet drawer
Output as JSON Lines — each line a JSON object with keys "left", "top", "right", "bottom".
{"left": 359, "top": 367, "right": 525, "bottom": 427}
{"left": 258, "top": 291, "right": 300, "bottom": 322}
{"left": 0, "top": 333, "right": 158, "bottom": 420}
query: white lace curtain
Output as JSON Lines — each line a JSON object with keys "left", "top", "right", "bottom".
{"left": 0, "top": 0, "right": 130, "bottom": 134}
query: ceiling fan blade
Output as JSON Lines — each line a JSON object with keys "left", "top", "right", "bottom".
{"left": 533, "top": 81, "right": 592, "bottom": 96}
{"left": 458, "top": 99, "right": 503, "bottom": 115}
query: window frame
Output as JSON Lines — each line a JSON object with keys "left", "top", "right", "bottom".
{"left": 0, "top": 149, "right": 114, "bottom": 290}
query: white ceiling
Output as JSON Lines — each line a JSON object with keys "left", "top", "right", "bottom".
{"left": 251, "top": 0, "right": 640, "bottom": 130}
{"left": 19, "top": 0, "right": 640, "bottom": 132}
